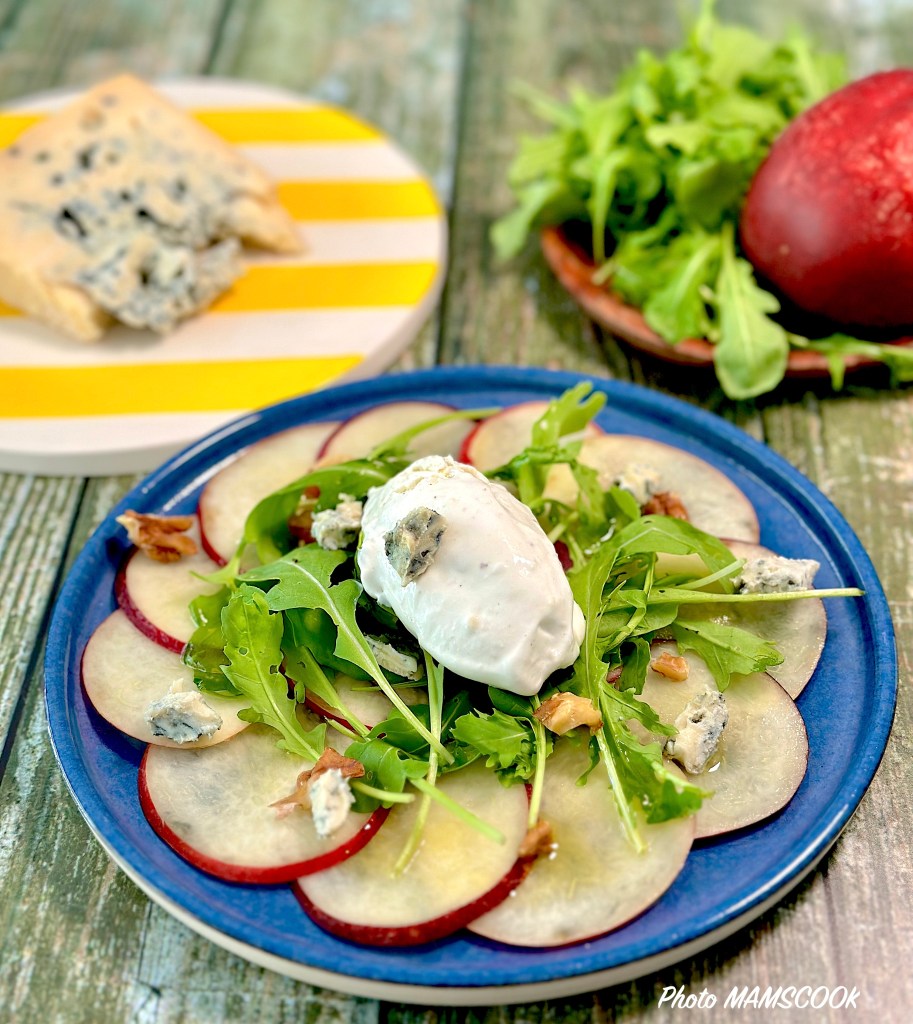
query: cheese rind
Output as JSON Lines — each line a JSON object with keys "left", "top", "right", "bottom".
{"left": 0, "top": 75, "right": 300, "bottom": 340}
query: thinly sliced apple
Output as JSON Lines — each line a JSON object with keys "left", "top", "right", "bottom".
{"left": 304, "top": 674, "right": 428, "bottom": 731}
{"left": 317, "top": 401, "right": 474, "bottom": 464}
{"left": 468, "top": 740, "right": 694, "bottom": 947}
{"left": 640, "top": 644, "right": 808, "bottom": 838}
{"left": 81, "top": 611, "right": 249, "bottom": 747}
{"left": 545, "top": 435, "right": 759, "bottom": 542}
{"left": 198, "top": 422, "right": 337, "bottom": 564}
{"left": 140, "top": 723, "right": 387, "bottom": 883}
{"left": 675, "top": 540, "right": 826, "bottom": 698}
{"left": 115, "top": 527, "right": 221, "bottom": 652}
{"left": 460, "top": 401, "right": 604, "bottom": 472}
{"left": 295, "top": 761, "right": 529, "bottom": 945}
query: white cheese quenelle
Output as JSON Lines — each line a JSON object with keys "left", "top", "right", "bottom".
{"left": 358, "top": 456, "right": 585, "bottom": 695}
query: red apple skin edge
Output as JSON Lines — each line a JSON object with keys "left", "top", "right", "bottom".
{"left": 138, "top": 747, "right": 390, "bottom": 885}
{"left": 198, "top": 521, "right": 228, "bottom": 568}
{"left": 740, "top": 69, "right": 913, "bottom": 328}
{"left": 114, "top": 556, "right": 185, "bottom": 655}
{"left": 316, "top": 402, "right": 458, "bottom": 461}
{"left": 457, "top": 419, "right": 485, "bottom": 464}
{"left": 293, "top": 857, "right": 533, "bottom": 947}
{"left": 303, "top": 694, "right": 355, "bottom": 732}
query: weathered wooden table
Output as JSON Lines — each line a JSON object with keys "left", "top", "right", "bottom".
{"left": 1, "top": 1, "right": 910, "bottom": 1021}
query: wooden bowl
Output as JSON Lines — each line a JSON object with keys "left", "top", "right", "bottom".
{"left": 540, "top": 224, "right": 913, "bottom": 379}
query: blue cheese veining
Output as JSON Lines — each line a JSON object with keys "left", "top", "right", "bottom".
{"left": 738, "top": 555, "right": 820, "bottom": 594}
{"left": 358, "top": 456, "right": 585, "bottom": 695}
{"left": 309, "top": 768, "right": 355, "bottom": 838}
{"left": 0, "top": 74, "right": 299, "bottom": 341}
{"left": 145, "top": 689, "right": 222, "bottom": 744}
{"left": 665, "top": 690, "right": 728, "bottom": 774}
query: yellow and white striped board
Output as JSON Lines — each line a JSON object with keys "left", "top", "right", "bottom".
{"left": 0, "top": 79, "right": 447, "bottom": 475}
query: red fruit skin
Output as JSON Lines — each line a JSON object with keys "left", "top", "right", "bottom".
{"left": 740, "top": 69, "right": 913, "bottom": 329}
{"left": 138, "top": 746, "right": 391, "bottom": 885}
{"left": 114, "top": 554, "right": 185, "bottom": 654}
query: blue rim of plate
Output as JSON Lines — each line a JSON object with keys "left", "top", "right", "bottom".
{"left": 45, "top": 366, "right": 897, "bottom": 1000}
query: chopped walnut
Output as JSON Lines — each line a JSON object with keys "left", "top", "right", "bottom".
{"left": 642, "top": 491, "right": 689, "bottom": 520}
{"left": 650, "top": 652, "right": 690, "bottom": 682}
{"left": 116, "top": 510, "right": 198, "bottom": 563}
{"left": 519, "top": 819, "right": 556, "bottom": 859}
{"left": 533, "top": 692, "right": 603, "bottom": 735}
{"left": 270, "top": 748, "right": 365, "bottom": 818}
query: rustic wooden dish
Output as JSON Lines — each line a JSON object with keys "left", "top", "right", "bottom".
{"left": 541, "top": 224, "right": 913, "bottom": 379}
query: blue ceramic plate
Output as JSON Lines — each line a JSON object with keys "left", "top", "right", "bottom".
{"left": 45, "top": 367, "right": 896, "bottom": 1005}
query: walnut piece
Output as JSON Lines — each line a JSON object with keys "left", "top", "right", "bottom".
{"left": 533, "top": 692, "right": 603, "bottom": 735}
{"left": 642, "top": 491, "right": 689, "bottom": 520}
{"left": 270, "top": 748, "right": 365, "bottom": 818}
{"left": 519, "top": 819, "right": 556, "bottom": 859}
{"left": 116, "top": 510, "right": 198, "bottom": 562}
{"left": 650, "top": 652, "right": 690, "bottom": 682}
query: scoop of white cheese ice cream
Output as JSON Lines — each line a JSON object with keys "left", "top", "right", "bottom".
{"left": 358, "top": 456, "right": 585, "bottom": 695}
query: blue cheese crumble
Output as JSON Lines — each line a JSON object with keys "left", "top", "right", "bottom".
{"left": 665, "top": 690, "right": 728, "bottom": 774}
{"left": 145, "top": 690, "right": 222, "bottom": 744}
{"left": 312, "top": 496, "right": 363, "bottom": 551}
{"left": 611, "top": 462, "right": 661, "bottom": 507}
{"left": 309, "top": 768, "right": 355, "bottom": 838}
{"left": 366, "top": 636, "right": 422, "bottom": 680}
{"left": 738, "top": 555, "right": 820, "bottom": 594}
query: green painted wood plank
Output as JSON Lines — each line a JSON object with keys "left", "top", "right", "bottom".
{"left": 0, "top": 475, "right": 82, "bottom": 753}
{"left": 0, "top": 0, "right": 227, "bottom": 101}
{"left": 434, "top": 0, "right": 614, "bottom": 376}
{"left": 762, "top": 387, "right": 913, "bottom": 1016}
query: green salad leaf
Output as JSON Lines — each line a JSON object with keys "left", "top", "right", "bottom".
{"left": 491, "top": 0, "right": 907, "bottom": 398}
{"left": 220, "top": 585, "right": 326, "bottom": 760}
{"left": 671, "top": 619, "right": 783, "bottom": 689}
{"left": 239, "top": 546, "right": 450, "bottom": 761}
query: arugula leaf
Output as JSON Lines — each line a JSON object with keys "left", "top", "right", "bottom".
{"left": 183, "top": 587, "right": 237, "bottom": 697}
{"left": 713, "top": 224, "right": 790, "bottom": 399}
{"left": 492, "top": 2, "right": 851, "bottom": 399}
{"left": 345, "top": 736, "right": 429, "bottom": 793}
{"left": 792, "top": 333, "right": 913, "bottom": 390}
{"left": 643, "top": 233, "right": 720, "bottom": 342}
{"left": 241, "top": 547, "right": 450, "bottom": 760}
{"left": 283, "top": 606, "right": 369, "bottom": 679}
{"left": 282, "top": 641, "right": 369, "bottom": 739}
{"left": 612, "top": 515, "right": 737, "bottom": 586}
{"left": 531, "top": 382, "right": 606, "bottom": 448}
{"left": 671, "top": 619, "right": 783, "bottom": 689}
{"left": 220, "top": 586, "right": 325, "bottom": 760}
{"left": 368, "top": 407, "right": 498, "bottom": 460}
{"left": 451, "top": 709, "right": 536, "bottom": 777}
{"left": 242, "top": 459, "right": 403, "bottom": 563}
{"left": 367, "top": 705, "right": 433, "bottom": 756}
{"left": 394, "top": 653, "right": 447, "bottom": 872}
{"left": 617, "top": 637, "right": 652, "bottom": 693}
{"left": 568, "top": 541, "right": 706, "bottom": 848}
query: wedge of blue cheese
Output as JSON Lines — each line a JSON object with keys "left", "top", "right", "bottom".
{"left": 0, "top": 74, "right": 300, "bottom": 340}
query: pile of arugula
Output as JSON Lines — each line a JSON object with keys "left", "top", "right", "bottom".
{"left": 183, "top": 386, "right": 859, "bottom": 855}
{"left": 492, "top": 2, "right": 913, "bottom": 398}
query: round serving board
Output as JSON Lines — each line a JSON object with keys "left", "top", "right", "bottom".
{"left": 0, "top": 79, "right": 446, "bottom": 475}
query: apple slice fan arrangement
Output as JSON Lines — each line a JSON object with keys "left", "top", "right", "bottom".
{"left": 83, "top": 388, "right": 860, "bottom": 947}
